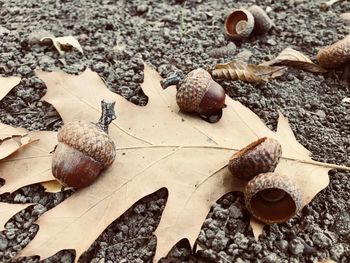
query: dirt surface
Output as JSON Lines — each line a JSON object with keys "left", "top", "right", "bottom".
{"left": 0, "top": 0, "right": 349, "bottom": 262}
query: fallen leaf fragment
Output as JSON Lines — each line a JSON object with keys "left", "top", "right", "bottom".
{"left": 250, "top": 217, "right": 263, "bottom": 240}
{"left": 320, "top": 0, "right": 341, "bottom": 11}
{"left": 41, "top": 36, "right": 83, "bottom": 55}
{"left": 0, "top": 124, "right": 33, "bottom": 160}
{"left": 0, "top": 76, "right": 21, "bottom": 101}
{"left": 314, "top": 259, "right": 337, "bottom": 263}
{"left": 0, "top": 131, "right": 56, "bottom": 194}
{"left": 212, "top": 59, "right": 286, "bottom": 83}
{"left": 260, "top": 47, "right": 327, "bottom": 73}
{"left": 2, "top": 65, "right": 348, "bottom": 262}
{"left": 40, "top": 180, "right": 64, "bottom": 193}
{"left": 340, "top": 13, "right": 350, "bottom": 25}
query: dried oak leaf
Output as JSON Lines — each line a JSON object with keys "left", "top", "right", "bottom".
{"left": 1, "top": 75, "right": 34, "bottom": 160}
{"left": 315, "top": 260, "right": 337, "bottom": 263}
{"left": 260, "top": 47, "right": 327, "bottom": 73}
{"left": 340, "top": 12, "right": 350, "bottom": 25}
{"left": 0, "top": 65, "right": 348, "bottom": 262}
{"left": 41, "top": 36, "right": 83, "bottom": 55}
{"left": 0, "top": 76, "right": 20, "bottom": 101}
{"left": 212, "top": 59, "right": 286, "bottom": 83}
{"left": 0, "top": 127, "right": 33, "bottom": 160}
{"left": 0, "top": 77, "right": 40, "bottom": 235}
{"left": 0, "top": 131, "right": 56, "bottom": 192}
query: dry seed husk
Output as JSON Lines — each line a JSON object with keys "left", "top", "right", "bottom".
{"left": 208, "top": 42, "right": 237, "bottom": 58}
{"left": 212, "top": 59, "right": 286, "bottom": 83}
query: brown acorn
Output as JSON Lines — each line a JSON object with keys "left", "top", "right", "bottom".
{"left": 316, "top": 35, "right": 350, "bottom": 69}
{"left": 245, "top": 172, "right": 302, "bottom": 224}
{"left": 160, "top": 69, "right": 226, "bottom": 123}
{"left": 224, "top": 9, "right": 255, "bottom": 41}
{"left": 228, "top": 137, "right": 282, "bottom": 180}
{"left": 52, "top": 100, "right": 116, "bottom": 188}
{"left": 248, "top": 5, "right": 274, "bottom": 35}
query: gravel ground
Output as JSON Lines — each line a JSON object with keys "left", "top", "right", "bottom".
{"left": 0, "top": 0, "right": 349, "bottom": 262}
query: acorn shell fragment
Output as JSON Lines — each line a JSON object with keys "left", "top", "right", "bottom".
{"left": 176, "top": 68, "right": 225, "bottom": 115}
{"left": 316, "top": 35, "right": 350, "bottom": 69}
{"left": 245, "top": 172, "right": 302, "bottom": 224}
{"left": 248, "top": 5, "right": 274, "bottom": 34}
{"left": 228, "top": 137, "right": 282, "bottom": 180}
{"left": 224, "top": 9, "right": 255, "bottom": 40}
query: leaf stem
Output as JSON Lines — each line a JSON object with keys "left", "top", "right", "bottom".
{"left": 116, "top": 144, "right": 238, "bottom": 151}
{"left": 282, "top": 156, "right": 350, "bottom": 171}
{"left": 116, "top": 144, "right": 350, "bottom": 171}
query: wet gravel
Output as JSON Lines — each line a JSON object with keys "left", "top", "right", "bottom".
{"left": 0, "top": 0, "right": 349, "bottom": 262}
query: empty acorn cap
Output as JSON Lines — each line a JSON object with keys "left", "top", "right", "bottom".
{"left": 224, "top": 9, "right": 255, "bottom": 41}
{"left": 228, "top": 137, "right": 282, "bottom": 180}
{"left": 248, "top": 5, "right": 274, "bottom": 34}
{"left": 245, "top": 172, "right": 302, "bottom": 224}
{"left": 316, "top": 35, "right": 350, "bottom": 69}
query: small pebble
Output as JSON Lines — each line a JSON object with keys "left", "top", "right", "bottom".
{"left": 289, "top": 238, "right": 305, "bottom": 255}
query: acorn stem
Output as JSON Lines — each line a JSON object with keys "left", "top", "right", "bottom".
{"left": 96, "top": 100, "right": 116, "bottom": 134}
{"left": 160, "top": 73, "right": 182, "bottom": 90}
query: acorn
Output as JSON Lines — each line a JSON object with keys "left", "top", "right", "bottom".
{"left": 52, "top": 100, "right": 116, "bottom": 188}
{"left": 316, "top": 35, "right": 350, "bottom": 69}
{"left": 228, "top": 137, "right": 282, "bottom": 180}
{"left": 244, "top": 172, "right": 302, "bottom": 224}
{"left": 248, "top": 5, "right": 274, "bottom": 35}
{"left": 224, "top": 9, "right": 255, "bottom": 41}
{"left": 160, "top": 68, "right": 226, "bottom": 123}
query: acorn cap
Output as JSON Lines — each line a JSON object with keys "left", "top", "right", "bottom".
{"left": 228, "top": 137, "right": 282, "bottom": 180}
{"left": 316, "top": 35, "right": 350, "bottom": 69}
{"left": 176, "top": 68, "right": 225, "bottom": 114}
{"left": 245, "top": 172, "right": 302, "bottom": 224}
{"left": 57, "top": 120, "right": 116, "bottom": 168}
{"left": 224, "top": 9, "right": 255, "bottom": 41}
{"left": 248, "top": 5, "right": 274, "bottom": 34}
